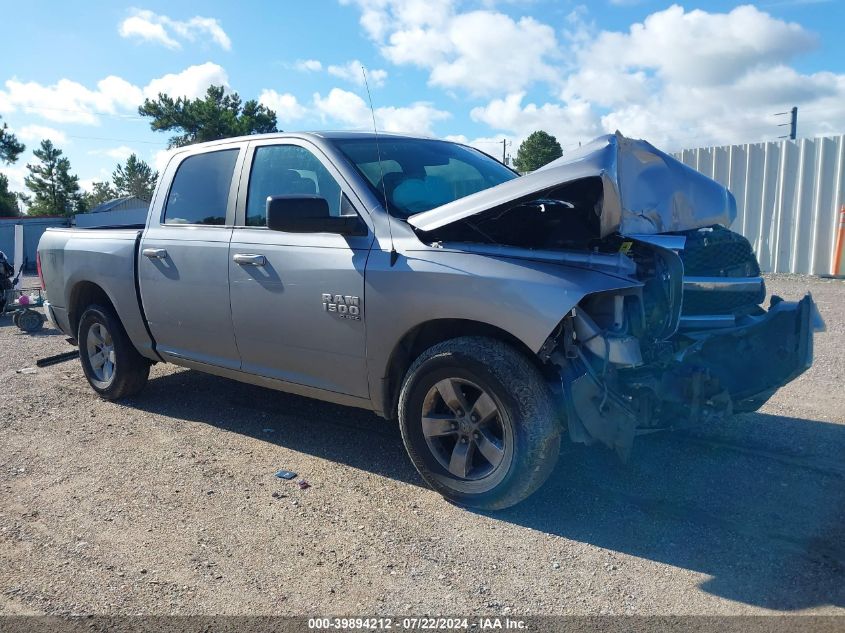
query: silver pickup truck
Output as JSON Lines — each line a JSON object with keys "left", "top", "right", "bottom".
{"left": 38, "top": 131, "right": 823, "bottom": 509}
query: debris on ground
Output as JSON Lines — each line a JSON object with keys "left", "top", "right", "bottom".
{"left": 16, "top": 367, "right": 37, "bottom": 374}
{"left": 275, "top": 469, "right": 297, "bottom": 480}
{"left": 297, "top": 479, "right": 311, "bottom": 490}
{"left": 36, "top": 350, "right": 79, "bottom": 367}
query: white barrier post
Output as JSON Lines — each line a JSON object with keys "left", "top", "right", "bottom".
{"left": 13, "top": 223, "right": 23, "bottom": 289}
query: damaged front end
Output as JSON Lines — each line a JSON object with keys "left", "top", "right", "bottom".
{"left": 408, "top": 131, "right": 825, "bottom": 459}
{"left": 544, "top": 241, "right": 824, "bottom": 460}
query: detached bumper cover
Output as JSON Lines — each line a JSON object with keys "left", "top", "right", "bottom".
{"left": 562, "top": 294, "right": 824, "bottom": 459}
{"left": 673, "top": 293, "right": 823, "bottom": 406}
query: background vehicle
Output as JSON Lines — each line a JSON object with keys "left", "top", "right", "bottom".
{"left": 37, "top": 132, "right": 822, "bottom": 509}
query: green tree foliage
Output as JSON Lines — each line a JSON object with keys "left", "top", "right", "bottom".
{"left": 0, "top": 174, "right": 21, "bottom": 217}
{"left": 513, "top": 130, "right": 563, "bottom": 173}
{"left": 0, "top": 115, "right": 25, "bottom": 164}
{"left": 139, "top": 85, "right": 278, "bottom": 148}
{"left": 24, "top": 139, "right": 86, "bottom": 216}
{"left": 83, "top": 181, "right": 117, "bottom": 209}
{"left": 112, "top": 154, "right": 158, "bottom": 201}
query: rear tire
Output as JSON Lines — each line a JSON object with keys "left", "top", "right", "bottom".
{"left": 398, "top": 336, "right": 561, "bottom": 510}
{"left": 78, "top": 304, "right": 150, "bottom": 400}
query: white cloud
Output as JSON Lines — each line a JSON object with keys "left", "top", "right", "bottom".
{"left": 18, "top": 124, "right": 68, "bottom": 145}
{"left": 0, "top": 165, "right": 27, "bottom": 192}
{"left": 79, "top": 168, "right": 113, "bottom": 194}
{"left": 294, "top": 59, "right": 323, "bottom": 72}
{"left": 342, "top": 0, "right": 558, "bottom": 95}
{"left": 327, "top": 60, "right": 388, "bottom": 87}
{"left": 313, "top": 88, "right": 450, "bottom": 135}
{"left": 342, "top": 2, "right": 845, "bottom": 150}
{"left": 258, "top": 90, "right": 307, "bottom": 123}
{"left": 426, "top": 11, "right": 558, "bottom": 94}
{"left": 469, "top": 92, "right": 600, "bottom": 150}
{"left": 119, "top": 9, "right": 231, "bottom": 51}
{"left": 119, "top": 14, "right": 178, "bottom": 49}
{"left": 0, "top": 63, "right": 228, "bottom": 126}
{"left": 554, "top": 4, "right": 840, "bottom": 149}
{"left": 0, "top": 76, "right": 142, "bottom": 124}
{"left": 143, "top": 62, "right": 228, "bottom": 100}
{"left": 152, "top": 149, "right": 173, "bottom": 173}
{"left": 88, "top": 146, "right": 135, "bottom": 161}
{"left": 442, "top": 133, "right": 516, "bottom": 159}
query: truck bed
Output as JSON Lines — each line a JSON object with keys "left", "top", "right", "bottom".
{"left": 38, "top": 227, "right": 155, "bottom": 358}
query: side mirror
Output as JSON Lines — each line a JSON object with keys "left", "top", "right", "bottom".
{"left": 266, "top": 195, "right": 366, "bottom": 235}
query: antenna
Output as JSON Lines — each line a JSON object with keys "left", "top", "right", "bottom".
{"left": 361, "top": 65, "right": 398, "bottom": 266}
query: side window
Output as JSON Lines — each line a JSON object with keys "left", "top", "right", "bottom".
{"left": 163, "top": 149, "right": 239, "bottom": 225}
{"left": 246, "top": 145, "right": 345, "bottom": 227}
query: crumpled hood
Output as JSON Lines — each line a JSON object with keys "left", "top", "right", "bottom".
{"left": 407, "top": 131, "right": 737, "bottom": 237}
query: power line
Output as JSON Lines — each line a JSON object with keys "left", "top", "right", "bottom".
{"left": 66, "top": 134, "right": 167, "bottom": 146}
{"left": 9, "top": 105, "right": 145, "bottom": 120}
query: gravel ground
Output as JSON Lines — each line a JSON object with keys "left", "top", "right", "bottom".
{"left": 1, "top": 275, "right": 843, "bottom": 616}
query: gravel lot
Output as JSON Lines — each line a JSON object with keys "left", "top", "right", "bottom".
{"left": 1, "top": 275, "right": 843, "bottom": 616}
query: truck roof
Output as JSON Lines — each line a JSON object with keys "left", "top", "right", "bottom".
{"left": 170, "top": 130, "right": 438, "bottom": 153}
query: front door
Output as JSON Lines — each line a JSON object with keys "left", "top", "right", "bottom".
{"left": 228, "top": 141, "right": 373, "bottom": 397}
{"left": 138, "top": 146, "right": 243, "bottom": 369}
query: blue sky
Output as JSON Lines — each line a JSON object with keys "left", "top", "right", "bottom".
{"left": 2, "top": 0, "right": 844, "bottom": 197}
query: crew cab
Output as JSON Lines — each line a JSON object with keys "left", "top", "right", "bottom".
{"left": 38, "top": 131, "right": 823, "bottom": 509}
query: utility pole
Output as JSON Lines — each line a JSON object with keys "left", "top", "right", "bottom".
{"left": 502, "top": 139, "right": 508, "bottom": 164}
{"left": 776, "top": 106, "right": 798, "bottom": 140}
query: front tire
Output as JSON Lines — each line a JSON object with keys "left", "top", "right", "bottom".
{"left": 78, "top": 304, "right": 150, "bottom": 400}
{"left": 398, "top": 336, "right": 561, "bottom": 510}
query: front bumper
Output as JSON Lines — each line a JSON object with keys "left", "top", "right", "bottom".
{"left": 560, "top": 294, "right": 824, "bottom": 459}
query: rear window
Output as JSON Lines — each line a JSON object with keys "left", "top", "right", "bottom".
{"left": 163, "top": 149, "right": 239, "bottom": 225}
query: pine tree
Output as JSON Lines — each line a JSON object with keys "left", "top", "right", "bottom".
{"left": 112, "top": 154, "right": 158, "bottom": 201}
{"left": 83, "top": 181, "right": 117, "bottom": 209}
{"left": 513, "top": 131, "right": 563, "bottom": 173}
{"left": 24, "top": 139, "right": 85, "bottom": 216}
{"left": 0, "top": 174, "right": 21, "bottom": 217}
{"left": 0, "top": 115, "right": 25, "bottom": 164}
{"left": 139, "top": 85, "right": 278, "bottom": 148}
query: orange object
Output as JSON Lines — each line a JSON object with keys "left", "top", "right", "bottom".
{"left": 833, "top": 206, "right": 845, "bottom": 276}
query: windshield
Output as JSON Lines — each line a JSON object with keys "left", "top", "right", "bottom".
{"left": 331, "top": 138, "right": 518, "bottom": 219}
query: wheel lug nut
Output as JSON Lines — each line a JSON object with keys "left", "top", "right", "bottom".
{"left": 456, "top": 409, "right": 464, "bottom": 417}
{"left": 473, "top": 432, "right": 480, "bottom": 439}
{"left": 451, "top": 422, "right": 458, "bottom": 430}
{"left": 461, "top": 437, "right": 468, "bottom": 444}
{"left": 470, "top": 415, "right": 478, "bottom": 423}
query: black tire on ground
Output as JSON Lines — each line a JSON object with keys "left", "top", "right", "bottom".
{"left": 398, "top": 336, "right": 561, "bottom": 510}
{"left": 78, "top": 304, "right": 150, "bottom": 400}
{"left": 17, "top": 309, "right": 43, "bottom": 333}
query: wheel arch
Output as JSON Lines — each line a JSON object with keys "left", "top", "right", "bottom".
{"left": 67, "top": 280, "right": 117, "bottom": 339}
{"left": 378, "top": 318, "right": 550, "bottom": 421}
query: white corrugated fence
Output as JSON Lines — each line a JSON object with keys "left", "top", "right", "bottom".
{"left": 675, "top": 135, "right": 845, "bottom": 275}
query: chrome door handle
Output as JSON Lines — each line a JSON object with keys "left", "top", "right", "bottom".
{"left": 142, "top": 248, "right": 168, "bottom": 259}
{"left": 233, "top": 253, "right": 267, "bottom": 266}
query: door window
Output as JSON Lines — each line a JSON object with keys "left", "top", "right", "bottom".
{"left": 246, "top": 145, "right": 345, "bottom": 227}
{"left": 163, "top": 149, "right": 239, "bottom": 225}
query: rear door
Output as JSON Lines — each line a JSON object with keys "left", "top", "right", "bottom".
{"left": 138, "top": 144, "right": 245, "bottom": 369}
{"left": 228, "top": 139, "right": 374, "bottom": 396}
